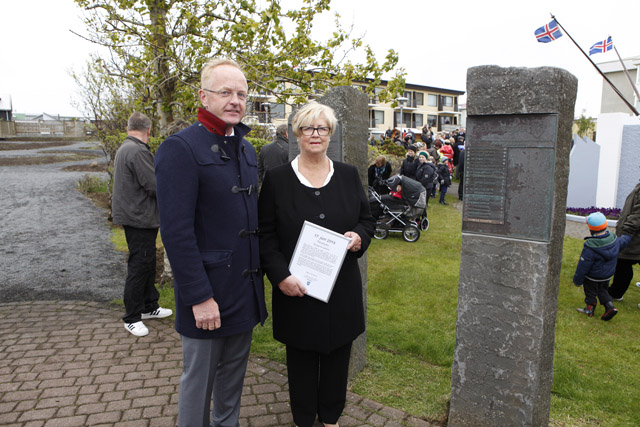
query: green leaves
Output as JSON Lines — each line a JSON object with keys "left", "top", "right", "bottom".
{"left": 72, "top": 0, "right": 405, "bottom": 138}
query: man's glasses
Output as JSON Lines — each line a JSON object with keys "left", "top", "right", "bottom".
{"left": 202, "top": 88, "right": 248, "bottom": 102}
{"left": 300, "top": 126, "right": 330, "bottom": 136}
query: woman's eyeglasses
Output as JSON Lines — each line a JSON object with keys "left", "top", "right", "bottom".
{"left": 300, "top": 126, "right": 330, "bottom": 136}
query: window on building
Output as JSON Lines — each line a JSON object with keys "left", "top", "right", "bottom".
{"left": 373, "top": 87, "right": 383, "bottom": 104}
{"left": 370, "top": 110, "right": 384, "bottom": 127}
{"left": 401, "top": 91, "right": 425, "bottom": 108}
{"left": 394, "top": 111, "right": 423, "bottom": 128}
{"left": 427, "top": 114, "right": 437, "bottom": 128}
{"left": 428, "top": 94, "right": 438, "bottom": 107}
{"left": 443, "top": 96, "right": 453, "bottom": 107}
{"left": 250, "top": 101, "right": 285, "bottom": 122}
{"left": 270, "top": 103, "right": 285, "bottom": 119}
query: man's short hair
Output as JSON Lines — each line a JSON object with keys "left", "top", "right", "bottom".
{"left": 291, "top": 102, "right": 338, "bottom": 137}
{"left": 200, "top": 58, "right": 245, "bottom": 89}
{"left": 276, "top": 124, "right": 288, "bottom": 138}
{"left": 127, "top": 112, "right": 152, "bottom": 131}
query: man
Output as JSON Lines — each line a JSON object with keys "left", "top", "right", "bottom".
{"left": 257, "top": 123, "right": 289, "bottom": 183}
{"left": 608, "top": 180, "right": 640, "bottom": 301}
{"left": 112, "top": 112, "right": 172, "bottom": 338}
{"left": 399, "top": 145, "right": 419, "bottom": 180}
{"left": 155, "top": 58, "right": 267, "bottom": 426}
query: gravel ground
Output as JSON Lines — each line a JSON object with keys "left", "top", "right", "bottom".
{"left": 0, "top": 140, "right": 126, "bottom": 302}
{"left": 0, "top": 144, "right": 595, "bottom": 304}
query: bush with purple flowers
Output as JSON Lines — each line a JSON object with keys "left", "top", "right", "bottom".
{"left": 566, "top": 206, "right": 621, "bottom": 220}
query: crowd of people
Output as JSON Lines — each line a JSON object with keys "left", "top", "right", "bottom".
{"left": 368, "top": 126, "right": 466, "bottom": 206}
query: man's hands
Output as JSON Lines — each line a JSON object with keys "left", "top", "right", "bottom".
{"left": 193, "top": 298, "right": 221, "bottom": 330}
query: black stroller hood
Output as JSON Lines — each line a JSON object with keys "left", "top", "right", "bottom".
{"left": 386, "top": 175, "right": 427, "bottom": 209}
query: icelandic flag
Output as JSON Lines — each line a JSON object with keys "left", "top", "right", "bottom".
{"left": 589, "top": 37, "right": 613, "bottom": 55}
{"left": 535, "top": 20, "right": 563, "bottom": 43}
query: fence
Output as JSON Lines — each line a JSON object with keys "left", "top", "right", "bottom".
{"left": 0, "top": 120, "right": 88, "bottom": 138}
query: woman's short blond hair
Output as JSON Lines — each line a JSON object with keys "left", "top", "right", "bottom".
{"left": 375, "top": 155, "right": 386, "bottom": 167}
{"left": 291, "top": 102, "right": 338, "bottom": 137}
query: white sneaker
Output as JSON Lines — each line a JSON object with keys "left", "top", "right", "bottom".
{"left": 124, "top": 321, "right": 149, "bottom": 337}
{"left": 141, "top": 307, "right": 173, "bottom": 319}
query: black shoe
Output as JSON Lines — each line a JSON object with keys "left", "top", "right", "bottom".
{"left": 577, "top": 304, "right": 596, "bottom": 317}
{"left": 601, "top": 302, "right": 618, "bottom": 321}
{"left": 439, "top": 201, "right": 447, "bottom": 205}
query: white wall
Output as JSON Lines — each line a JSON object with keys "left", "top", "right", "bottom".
{"left": 567, "top": 135, "right": 599, "bottom": 208}
{"left": 595, "top": 113, "right": 640, "bottom": 208}
{"left": 617, "top": 124, "right": 640, "bottom": 208}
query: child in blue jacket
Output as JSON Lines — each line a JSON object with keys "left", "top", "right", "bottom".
{"left": 573, "top": 212, "right": 631, "bottom": 320}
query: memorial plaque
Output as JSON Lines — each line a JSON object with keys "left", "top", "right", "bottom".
{"left": 462, "top": 114, "right": 558, "bottom": 242}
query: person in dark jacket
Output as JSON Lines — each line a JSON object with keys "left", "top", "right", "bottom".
{"left": 155, "top": 58, "right": 267, "bottom": 426}
{"left": 421, "top": 124, "right": 433, "bottom": 148}
{"left": 258, "top": 124, "right": 289, "bottom": 184}
{"left": 436, "top": 157, "right": 451, "bottom": 205}
{"left": 457, "top": 147, "right": 465, "bottom": 200}
{"left": 574, "top": 212, "right": 631, "bottom": 320}
{"left": 608, "top": 180, "right": 640, "bottom": 301}
{"left": 112, "top": 112, "right": 172, "bottom": 337}
{"left": 368, "top": 155, "right": 392, "bottom": 195}
{"left": 415, "top": 151, "right": 437, "bottom": 207}
{"left": 259, "top": 102, "right": 375, "bottom": 427}
{"left": 399, "top": 145, "right": 419, "bottom": 180}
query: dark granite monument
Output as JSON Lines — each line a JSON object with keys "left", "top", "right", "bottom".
{"left": 288, "top": 86, "right": 370, "bottom": 376}
{"left": 448, "top": 66, "right": 577, "bottom": 426}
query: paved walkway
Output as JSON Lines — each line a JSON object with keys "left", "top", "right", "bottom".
{"left": 0, "top": 301, "right": 435, "bottom": 427}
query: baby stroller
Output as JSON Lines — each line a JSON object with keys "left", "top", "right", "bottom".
{"left": 369, "top": 175, "right": 428, "bottom": 242}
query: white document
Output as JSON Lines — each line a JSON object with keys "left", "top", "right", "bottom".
{"left": 288, "top": 221, "right": 351, "bottom": 303}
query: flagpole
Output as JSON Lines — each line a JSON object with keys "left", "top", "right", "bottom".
{"left": 551, "top": 14, "right": 639, "bottom": 116}
{"left": 612, "top": 44, "right": 640, "bottom": 103}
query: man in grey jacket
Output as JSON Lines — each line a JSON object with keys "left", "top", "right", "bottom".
{"left": 112, "top": 112, "right": 172, "bottom": 337}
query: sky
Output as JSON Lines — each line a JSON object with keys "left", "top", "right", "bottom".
{"left": 1, "top": 0, "right": 638, "bottom": 117}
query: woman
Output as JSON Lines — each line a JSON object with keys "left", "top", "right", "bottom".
{"left": 440, "top": 139, "right": 455, "bottom": 173}
{"left": 368, "top": 155, "right": 392, "bottom": 195}
{"left": 437, "top": 157, "right": 452, "bottom": 205}
{"left": 258, "top": 102, "right": 375, "bottom": 427}
{"left": 415, "top": 151, "right": 437, "bottom": 207}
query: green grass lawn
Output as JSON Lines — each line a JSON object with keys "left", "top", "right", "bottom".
{"left": 252, "top": 191, "right": 640, "bottom": 426}
{"left": 110, "top": 189, "right": 640, "bottom": 425}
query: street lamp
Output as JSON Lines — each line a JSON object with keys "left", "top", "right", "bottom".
{"left": 395, "top": 96, "right": 408, "bottom": 130}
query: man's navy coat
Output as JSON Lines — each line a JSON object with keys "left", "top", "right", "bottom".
{"left": 155, "top": 120, "right": 267, "bottom": 339}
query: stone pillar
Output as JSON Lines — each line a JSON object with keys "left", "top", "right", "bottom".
{"left": 288, "top": 86, "right": 370, "bottom": 377}
{"left": 448, "top": 66, "right": 577, "bottom": 426}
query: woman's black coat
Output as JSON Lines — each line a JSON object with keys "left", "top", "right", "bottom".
{"left": 416, "top": 161, "right": 437, "bottom": 191}
{"left": 258, "top": 161, "right": 375, "bottom": 353}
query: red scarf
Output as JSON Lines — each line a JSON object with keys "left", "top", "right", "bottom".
{"left": 197, "top": 107, "right": 227, "bottom": 136}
